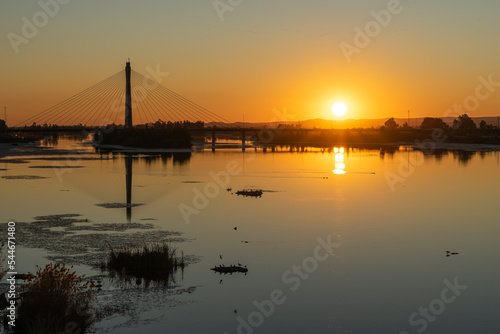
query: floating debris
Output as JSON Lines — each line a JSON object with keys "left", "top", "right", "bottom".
{"left": 95, "top": 203, "right": 144, "bottom": 209}
{"left": 34, "top": 214, "right": 82, "bottom": 220}
{"left": 12, "top": 273, "right": 34, "bottom": 280}
{"left": 29, "top": 165, "right": 85, "bottom": 169}
{"left": 31, "top": 157, "right": 113, "bottom": 161}
{"left": 446, "top": 250, "right": 460, "bottom": 257}
{"left": 235, "top": 189, "right": 263, "bottom": 197}
{"left": 8, "top": 214, "right": 188, "bottom": 269}
{"left": 211, "top": 265, "right": 248, "bottom": 274}
{"left": 0, "top": 159, "right": 30, "bottom": 164}
{"left": 91, "top": 284, "right": 197, "bottom": 332}
{"left": 2, "top": 175, "right": 48, "bottom": 180}
{"left": 68, "top": 222, "right": 154, "bottom": 232}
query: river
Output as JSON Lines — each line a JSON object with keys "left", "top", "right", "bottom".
{"left": 0, "top": 136, "right": 499, "bottom": 334}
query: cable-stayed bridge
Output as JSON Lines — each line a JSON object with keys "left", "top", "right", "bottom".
{"left": 14, "top": 62, "right": 231, "bottom": 128}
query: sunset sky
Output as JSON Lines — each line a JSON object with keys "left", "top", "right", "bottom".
{"left": 1, "top": 0, "right": 499, "bottom": 125}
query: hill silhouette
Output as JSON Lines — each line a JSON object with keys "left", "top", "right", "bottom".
{"left": 213, "top": 117, "right": 500, "bottom": 129}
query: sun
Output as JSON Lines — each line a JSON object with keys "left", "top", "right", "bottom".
{"left": 332, "top": 102, "right": 348, "bottom": 117}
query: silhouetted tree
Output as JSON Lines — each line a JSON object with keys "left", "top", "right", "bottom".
{"left": 420, "top": 117, "right": 449, "bottom": 130}
{"left": 0, "top": 119, "right": 6, "bottom": 130}
{"left": 384, "top": 118, "right": 399, "bottom": 130}
{"left": 453, "top": 114, "right": 476, "bottom": 132}
{"left": 479, "top": 120, "right": 487, "bottom": 130}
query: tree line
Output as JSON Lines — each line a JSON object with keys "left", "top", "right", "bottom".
{"left": 383, "top": 114, "right": 496, "bottom": 133}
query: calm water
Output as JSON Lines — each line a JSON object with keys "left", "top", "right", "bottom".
{"left": 1, "top": 137, "right": 499, "bottom": 334}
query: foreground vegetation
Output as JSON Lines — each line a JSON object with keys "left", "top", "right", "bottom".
{"left": 3, "top": 263, "right": 95, "bottom": 334}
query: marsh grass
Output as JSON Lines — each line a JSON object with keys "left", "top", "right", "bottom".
{"left": 106, "top": 243, "right": 185, "bottom": 285}
{"left": 7, "top": 263, "right": 94, "bottom": 334}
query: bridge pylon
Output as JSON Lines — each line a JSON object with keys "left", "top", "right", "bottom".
{"left": 125, "top": 61, "right": 132, "bottom": 128}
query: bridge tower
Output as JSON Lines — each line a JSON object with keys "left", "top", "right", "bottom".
{"left": 125, "top": 61, "right": 132, "bottom": 128}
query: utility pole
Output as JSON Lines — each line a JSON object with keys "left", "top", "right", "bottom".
{"left": 242, "top": 114, "right": 246, "bottom": 152}
{"left": 3, "top": 107, "right": 6, "bottom": 126}
{"left": 408, "top": 110, "right": 410, "bottom": 128}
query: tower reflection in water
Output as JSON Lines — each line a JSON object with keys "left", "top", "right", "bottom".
{"left": 125, "top": 155, "right": 133, "bottom": 222}
{"left": 333, "top": 147, "right": 346, "bottom": 175}
{"left": 122, "top": 153, "right": 191, "bottom": 222}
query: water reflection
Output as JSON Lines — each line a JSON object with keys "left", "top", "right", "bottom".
{"left": 452, "top": 150, "right": 476, "bottom": 165}
{"left": 379, "top": 146, "right": 398, "bottom": 159}
{"left": 40, "top": 133, "right": 59, "bottom": 146}
{"left": 374, "top": 147, "right": 500, "bottom": 166}
{"left": 125, "top": 155, "right": 132, "bottom": 222}
{"left": 119, "top": 152, "right": 192, "bottom": 222}
{"left": 97, "top": 148, "right": 192, "bottom": 166}
{"left": 254, "top": 143, "right": 500, "bottom": 167}
{"left": 333, "top": 147, "right": 346, "bottom": 175}
{"left": 39, "top": 133, "right": 90, "bottom": 147}
{"left": 107, "top": 267, "right": 184, "bottom": 288}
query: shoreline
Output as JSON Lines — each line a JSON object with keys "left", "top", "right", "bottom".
{"left": 3, "top": 141, "right": 500, "bottom": 160}
{"left": 258, "top": 141, "right": 500, "bottom": 152}
{"left": 95, "top": 144, "right": 195, "bottom": 153}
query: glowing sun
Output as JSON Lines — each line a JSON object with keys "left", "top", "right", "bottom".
{"left": 332, "top": 102, "right": 348, "bottom": 117}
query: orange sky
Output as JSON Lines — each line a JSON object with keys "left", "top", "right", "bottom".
{"left": 1, "top": 0, "right": 499, "bottom": 126}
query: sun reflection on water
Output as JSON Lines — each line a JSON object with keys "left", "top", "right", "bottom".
{"left": 333, "top": 147, "right": 346, "bottom": 174}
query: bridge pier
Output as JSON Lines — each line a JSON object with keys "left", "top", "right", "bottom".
{"left": 212, "top": 128, "right": 216, "bottom": 152}
{"left": 242, "top": 129, "right": 245, "bottom": 152}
